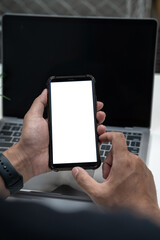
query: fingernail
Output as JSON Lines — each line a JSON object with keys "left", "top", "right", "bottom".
{"left": 72, "top": 167, "right": 79, "bottom": 178}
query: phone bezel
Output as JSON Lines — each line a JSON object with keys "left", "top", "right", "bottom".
{"left": 47, "top": 75, "right": 101, "bottom": 171}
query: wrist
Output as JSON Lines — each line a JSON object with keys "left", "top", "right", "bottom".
{"left": 131, "top": 200, "right": 160, "bottom": 226}
{"left": 3, "top": 142, "right": 33, "bottom": 183}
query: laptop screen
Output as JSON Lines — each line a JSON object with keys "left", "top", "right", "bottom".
{"left": 2, "top": 14, "right": 157, "bottom": 127}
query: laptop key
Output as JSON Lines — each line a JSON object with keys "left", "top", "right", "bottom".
{"left": 133, "top": 133, "right": 139, "bottom": 135}
{"left": 100, "top": 156, "right": 105, "bottom": 162}
{"left": 12, "top": 138, "right": 20, "bottom": 143}
{"left": 100, "top": 150, "right": 104, "bottom": 156}
{"left": 5, "top": 123, "right": 17, "bottom": 126}
{"left": 127, "top": 141, "right": 130, "bottom": 146}
{"left": 0, "top": 142, "right": 14, "bottom": 148}
{"left": 2, "top": 126, "right": 11, "bottom": 130}
{"left": 0, "top": 148, "right": 8, "bottom": 153}
{"left": 0, "top": 137, "right": 12, "bottom": 142}
{"left": 12, "top": 126, "right": 20, "bottom": 131}
{"left": 131, "top": 141, "right": 141, "bottom": 147}
{"left": 13, "top": 132, "right": 21, "bottom": 137}
{"left": 127, "top": 135, "right": 141, "bottom": 142}
{"left": 101, "top": 144, "right": 110, "bottom": 151}
{"left": 131, "top": 142, "right": 136, "bottom": 147}
{"left": 0, "top": 131, "right": 12, "bottom": 136}
{"left": 104, "top": 150, "right": 110, "bottom": 157}
{"left": 136, "top": 142, "right": 140, "bottom": 147}
{"left": 128, "top": 147, "right": 139, "bottom": 154}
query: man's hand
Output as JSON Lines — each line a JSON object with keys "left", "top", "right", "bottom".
{"left": 3, "top": 89, "right": 50, "bottom": 183}
{"left": 72, "top": 132, "right": 160, "bottom": 223}
{"left": 3, "top": 89, "right": 106, "bottom": 185}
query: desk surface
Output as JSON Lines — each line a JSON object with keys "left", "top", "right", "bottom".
{"left": 0, "top": 64, "right": 160, "bottom": 209}
{"left": 147, "top": 74, "right": 160, "bottom": 205}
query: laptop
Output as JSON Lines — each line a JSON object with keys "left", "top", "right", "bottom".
{"left": 0, "top": 14, "right": 158, "bottom": 198}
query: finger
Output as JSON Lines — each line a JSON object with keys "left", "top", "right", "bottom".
{"left": 102, "top": 162, "right": 111, "bottom": 180}
{"left": 102, "top": 150, "right": 113, "bottom": 179}
{"left": 97, "top": 125, "right": 106, "bottom": 135}
{"left": 99, "top": 132, "right": 127, "bottom": 156}
{"left": 96, "top": 111, "right": 106, "bottom": 124}
{"left": 28, "top": 89, "right": 47, "bottom": 117}
{"left": 97, "top": 101, "right": 104, "bottom": 111}
{"left": 72, "top": 167, "right": 100, "bottom": 196}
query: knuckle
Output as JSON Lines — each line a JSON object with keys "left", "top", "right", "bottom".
{"left": 135, "top": 155, "right": 144, "bottom": 166}
{"left": 125, "top": 157, "right": 133, "bottom": 170}
{"left": 116, "top": 132, "right": 125, "bottom": 139}
{"left": 131, "top": 154, "right": 148, "bottom": 174}
{"left": 113, "top": 132, "right": 126, "bottom": 144}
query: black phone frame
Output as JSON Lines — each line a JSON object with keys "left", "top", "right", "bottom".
{"left": 47, "top": 74, "right": 101, "bottom": 171}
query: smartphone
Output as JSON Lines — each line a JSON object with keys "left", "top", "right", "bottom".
{"left": 47, "top": 75, "right": 100, "bottom": 171}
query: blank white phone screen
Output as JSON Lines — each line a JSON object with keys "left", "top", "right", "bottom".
{"left": 51, "top": 80, "right": 97, "bottom": 164}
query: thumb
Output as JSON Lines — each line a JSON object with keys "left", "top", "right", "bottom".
{"left": 72, "top": 167, "right": 100, "bottom": 197}
{"left": 29, "top": 89, "right": 47, "bottom": 117}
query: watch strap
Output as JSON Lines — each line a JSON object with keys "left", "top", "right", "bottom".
{"left": 0, "top": 153, "right": 23, "bottom": 194}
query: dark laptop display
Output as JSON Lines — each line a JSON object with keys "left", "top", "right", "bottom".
{"left": 0, "top": 14, "right": 158, "bottom": 196}
{"left": 2, "top": 14, "right": 157, "bottom": 128}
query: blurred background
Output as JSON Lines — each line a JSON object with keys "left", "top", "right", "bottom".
{"left": 0, "top": 0, "right": 160, "bottom": 71}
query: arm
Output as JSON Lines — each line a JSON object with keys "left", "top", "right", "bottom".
{"left": 0, "top": 89, "right": 106, "bottom": 198}
{"left": 0, "top": 89, "right": 50, "bottom": 198}
{"left": 72, "top": 132, "right": 160, "bottom": 225}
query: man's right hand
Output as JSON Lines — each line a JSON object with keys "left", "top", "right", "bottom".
{"left": 72, "top": 132, "right": 160, "bottom": 224}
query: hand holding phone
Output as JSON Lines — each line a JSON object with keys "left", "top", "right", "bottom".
{"left": 47, "top": 75, "right": 100, "bottom": 171}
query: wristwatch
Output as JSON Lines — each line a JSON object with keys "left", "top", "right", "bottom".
{"left": 0, "top": 153, "right": 23, "bottom": 194}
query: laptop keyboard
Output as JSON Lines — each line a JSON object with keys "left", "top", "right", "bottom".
{"left": 0, "top": 123, "right": 142, "bottom": 162}
{"left": 100, "top": 131, "right": 142, "bottom": 162}
{"left": 0, "top": 122, "right": 23, "bottom": 153}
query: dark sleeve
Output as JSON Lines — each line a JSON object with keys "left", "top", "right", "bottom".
{"left": 0, "top": 199, "right": 160, "bottom": 240}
